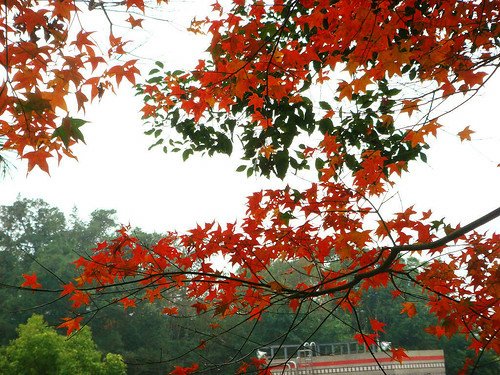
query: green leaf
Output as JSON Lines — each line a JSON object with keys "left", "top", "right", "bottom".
{"left": 217, "top": 134, "right": 233, "bottom": 155}
{"left": 315, "top": 157, "right": 325, "bottom": 171}
{"left": 344, "top": 154, "right": 359, "bottom": 171}
{"left": 281, "top": 123, "right": 297, "bottom": 148}
{"left": 279, "top": 211, "right": 295, "bottom": 226}
{"left": 52, "top": 117, "right": 88, "bottom": 148}
{"left": 319, "top": 101, "right": 332, "bottom": 110}
{"left": 275, "top": 149, "right": 289, "bottom": 179}
{"left": 148, "top": 138, "right": 163, "bottom": 150}
{"left": 171, "top": 110, "right": 180, "bottom": 126}
{"left": 17, "top": 93, "right": 51, "bottom": 114}
{"left": 318, "top": 118, "right": 334, "bottom": 134}
{"left": 236, "top": 165, "right": 246, "bottom": 172}
{"left": 182, "top": 149, "right": 193, "bottom": 161}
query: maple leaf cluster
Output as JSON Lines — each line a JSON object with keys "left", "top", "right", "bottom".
{"left": 11, "top": 0, "right": 500, "bottom": 374}
{"left": 108, "top": 0, "right": 500, "bottom": 370}
{"left": 0, "top": 0, "right": 142, "bottom": 172}
{"left": 52, "top": 171, "right": 499, "bottom": 372}
{"left": 139, "top": 0, "right": 498, "bottom": 178}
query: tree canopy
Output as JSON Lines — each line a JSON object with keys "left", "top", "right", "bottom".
{"left": 1, "top": 1, "right": 499, "bottom": 374}
{"left": 0, "top": 314, "right": 126, "bottom": 375}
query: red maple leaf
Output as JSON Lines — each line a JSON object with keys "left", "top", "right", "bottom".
{"left": 58, "top": 316, "right": 83, "bottom": 335}
{"left": 197, "top": 340, "right": 207, "bottom": 350}
{"left": 370, "top": 318, "right": 386, "bottom": 333}
{"left": 60, "top": 282, "right": 76, "bottom": 296}
{"left": 391, "top": 290, "right": 402, "bottom": 299}
{"left": 145, "top": 287, "right": 162, "bottom": 302}
{"left": 391, "top": 347, "right": 410, "bottom": 363}
{"left": 69, "top": 290, "right": 90, "bottom": 308}
{"left": 289, "top": 299, "right": 300, "bottom": 312}
{"left": 354, "top": 333, "right": 378, "bottom": 348}
{"left": 119, "top": 297, "right": 136, "bottom": 309}
{"left": 425, "top": 325, "right": 447, "bottom": 338}
{"left": 192, "top": 301, "right": 208, "bottom": 314}
{"left": 400, "top": 99, "right": 420, "bottom": 116}
{"left": 250, "top": 357, "right": 267, "bottom": 368}
{"left": 468, "top": 339, "right": 483, "bottom": 355}
{"left": 170, "top": 363, "right": 199, "bottom": 375}
{"left": 21, "top": 273, "right": 42, "bottom": 289}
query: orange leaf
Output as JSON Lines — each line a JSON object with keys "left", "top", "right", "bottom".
{"left": 126, "top": 0, "right": 144, "bottom": 11}
{"left": 352, "top": 73, "right": 372, "bottom": 93}
{"left": 260, "top": 145, "right": 274, "bottom": 159}
{"left": 75, "top": 91, "right": 88, "bottom": 112}
{"left": 162, "top": 306, "right": 179, "bottom": 315}
{"left": 145, "top": 287, "right": 162, "bottom": 302}
{"left": 404, "top": 130, "right": 426, "bottom": 147}
{"left": 457, "top": 126, "right": 474, "bottom": 142}
{"left": 107, "top": 61, "right": 140, "bottom": 85}
{"left": 24, "top": 150, "right": 51, "bottom": 174}
{"left": 268, "top": 281, "right": 284, "bottom": 292}
{"left": 127, "top": 15, "right": 143, "bottom": 29}
{"left": 400, "top": 301, "right": 417, "bottom": 318}
{"left": 401, "top": 99, "right": 420, "bottom": 117}
{"left": 337, "top": 80, "right": 352, "bottom": 101}
{"left": 420, "top": 120, "right": 441, "bottom": 137}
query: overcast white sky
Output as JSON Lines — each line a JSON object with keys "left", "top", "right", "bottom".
{"left": 1, "top": 2, "right": 499, "bottom": 233}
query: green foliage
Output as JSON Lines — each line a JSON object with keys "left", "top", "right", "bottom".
{"left": 0, "top": 315, "right": 126, "bottom": 375}
{"left": 139, "top": 64, "right": 426, "bottom": 180}
{"left": 0, "top": 198, "right": 120, "bottom": 345}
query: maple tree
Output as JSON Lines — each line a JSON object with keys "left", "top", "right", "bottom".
{"left": 0, "top": 0, "right": 144, "bottom": 173}
{"left": 4, "top": 0, "right": 500, "bottom": 374}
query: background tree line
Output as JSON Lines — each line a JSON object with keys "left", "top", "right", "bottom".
{"left": 0, "top": 198, "right": 497, "bottom": 374}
